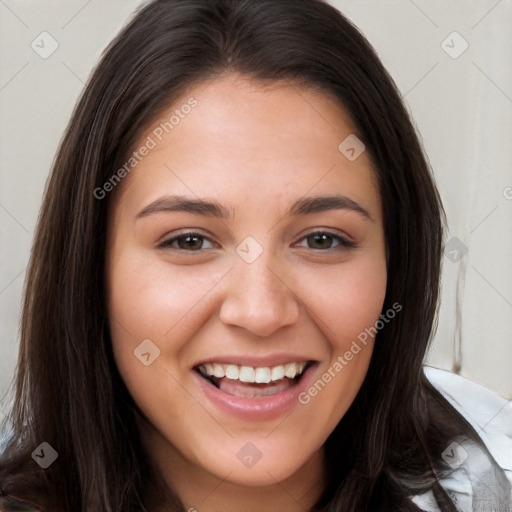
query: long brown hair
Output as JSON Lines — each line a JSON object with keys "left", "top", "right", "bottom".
{"left": 0, "top": 1, "right": 500, "bottom": 510}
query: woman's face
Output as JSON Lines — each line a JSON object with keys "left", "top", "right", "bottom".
{"left": 106, "top": 73, "right": 387, "bottom": 491}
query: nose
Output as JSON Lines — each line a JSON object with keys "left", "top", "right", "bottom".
{"left": 219, "top": 251, "right": 301, "bottom": 337}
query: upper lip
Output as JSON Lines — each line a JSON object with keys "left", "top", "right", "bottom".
{"left": 193, "top": 354, "right": 317, "bottom": 368}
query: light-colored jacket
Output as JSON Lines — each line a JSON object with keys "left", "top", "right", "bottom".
{"left": 411, "top": 366, "right": 512, "bottom": 511}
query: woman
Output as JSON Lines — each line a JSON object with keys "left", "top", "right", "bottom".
{"left": 0, "top": 0, "right": 510, "bottom": 511}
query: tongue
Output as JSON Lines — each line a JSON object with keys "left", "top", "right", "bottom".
{"left": 217, "top": 377, "right": 296, "bottom": 398}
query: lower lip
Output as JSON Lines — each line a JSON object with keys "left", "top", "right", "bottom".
{"left": 193, "top": 363, "right": 318, "bottom": 421}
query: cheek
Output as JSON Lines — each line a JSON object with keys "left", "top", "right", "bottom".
{"left": 288, "top": 253, "right": 387, "bottom": 424}
{"left": 333, "top": 262, "right": 387, "bottom": 341}
{"left": 106, "top": 247, "right": 231, "bottom": 368}
{"left": 105, "top": 249, "right": 227, "bottom": 430}
{"left": 293, "top": 253, "right": 387, "bottom": 346}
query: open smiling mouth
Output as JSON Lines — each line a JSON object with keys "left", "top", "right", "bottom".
{"left": 195, "top": 361, "right": 314, "bottom": 398}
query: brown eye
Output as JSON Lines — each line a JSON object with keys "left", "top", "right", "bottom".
{"left": 176, "top": 235, "right": 204, "bottom": 251}
{"left": 159, "top": 232, "right": 215, "bottom": 251}
{"left": 307, "top": 233, "right": 335, "bottom": 249}
{"left": 300, "top": 232, "right": 356, "bottom": 250}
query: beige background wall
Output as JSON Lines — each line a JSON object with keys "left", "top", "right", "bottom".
{"left": 1, "top": 1, "right": 511, "bottom": 422}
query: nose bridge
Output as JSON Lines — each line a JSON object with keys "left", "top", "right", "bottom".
{"left": 237, "top": 249, "right": 284, "bottom": 300}
{"left": 219, "top": 240, "right": 300, "bottom": 336}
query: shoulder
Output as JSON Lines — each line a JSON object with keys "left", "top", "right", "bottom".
{"left": 411, "top": 366, "right": 512, "bottom": 512}
{"left": 423, "top": 366, "right": 512, "bottom": 477}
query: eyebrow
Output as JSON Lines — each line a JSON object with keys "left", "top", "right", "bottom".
{"left": 136, "top": 194, "right": 373, "bottom": 221}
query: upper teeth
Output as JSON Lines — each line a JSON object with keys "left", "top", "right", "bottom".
{"left": 198, "top": 362, "right": 308, "bottom": 384}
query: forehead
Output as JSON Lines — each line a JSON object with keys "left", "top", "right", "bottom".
{"left": 112, "top": 73, "right": 380, "bottom": 221}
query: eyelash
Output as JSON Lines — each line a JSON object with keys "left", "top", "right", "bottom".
{"left": 158, "top": 230, "right": 356, "bottom": 253}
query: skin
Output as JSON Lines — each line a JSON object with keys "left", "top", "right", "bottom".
{"left": 105, "top": 72, "right": 387, "bottom": 512}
